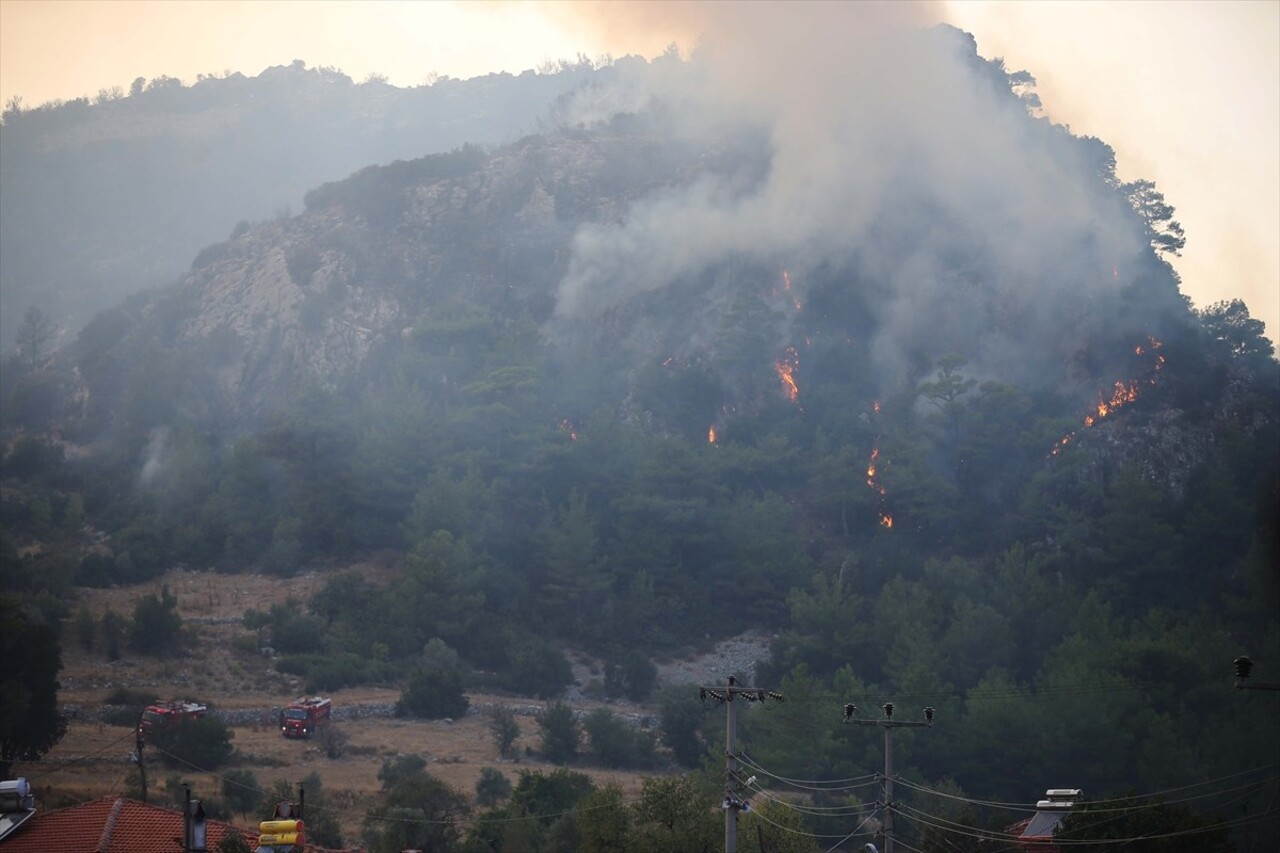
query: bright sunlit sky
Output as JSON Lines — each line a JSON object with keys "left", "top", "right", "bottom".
{"left": 1, "top": 0, "right": 1276, "bottom": 340}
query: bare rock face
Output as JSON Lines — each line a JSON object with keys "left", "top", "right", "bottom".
{"left": 172, "top": 212, "right": 403, "bottom": 415}
{"left": 130, "top": 129, "right": 697, "bottom": 420}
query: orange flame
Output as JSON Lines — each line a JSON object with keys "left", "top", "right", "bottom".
{"left": 867, "top": 441, "right": 892, "bottom": 530}
{"left": 708, "top": 426, "right": 717, "bottom": 444}
{"left": 873, "top": 400, "right": 882, "bottom": 415}
{"left": 781, "top": 270, "right": 802, "bottom": 311}
{"left": 1049, "top": 336, "right": 1166, "bottom": 456}
{"left": 775, "top": 346, "right": 800, "bottom": 402}
{"left": 559, "top": 418, "right": 578, "bottom": 441}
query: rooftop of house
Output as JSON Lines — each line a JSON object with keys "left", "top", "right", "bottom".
{"left": 0, "top": 794, "right": 256, "bottom": 852}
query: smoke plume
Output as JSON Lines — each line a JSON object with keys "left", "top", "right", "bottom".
{"left": 550, "top": 2, "right": 1156, "bottom": 391}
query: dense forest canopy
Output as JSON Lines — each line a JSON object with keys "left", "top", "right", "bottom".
{"left": 1, "top": 22, "right": 1277, "bottom": 849}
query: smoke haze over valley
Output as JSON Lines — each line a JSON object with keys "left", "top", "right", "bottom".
{"left": 1, "top": 4, "right": 1277, "bottom": 851}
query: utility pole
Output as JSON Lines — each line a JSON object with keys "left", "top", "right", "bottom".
{"left": 843, "top": 702, "right": 934, "bottom": 853}
{"left": 134, "top": 726, "right": 148, "bottom": 804}
{"left": 699, "top": 676, "right": 785, "bottom": 853}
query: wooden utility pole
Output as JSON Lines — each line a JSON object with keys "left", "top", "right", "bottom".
{"left": 843, "top": 702, "right": 934, "bottom": 853}
{"left": 699, "top": 677, "right": 784, "bottom": 853}
{"left": 135, "top": 727, "right": 148, "bottom": 804}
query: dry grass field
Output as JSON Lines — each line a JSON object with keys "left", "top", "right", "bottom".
{"left": 14, "top": 566, "right": 772, "bottom": 842}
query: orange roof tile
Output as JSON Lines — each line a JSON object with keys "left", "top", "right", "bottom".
{"left": 0, "top": 795, "right": 257, "bottom": 852}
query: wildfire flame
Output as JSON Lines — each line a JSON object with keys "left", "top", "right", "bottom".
{"left": 775, "top": 346, "right": 800, "bottom": 403}
{"left": 559, "top": 418, "right": 578, "bottom": 441}
{"left": 782, "top": 270, "right": 802, "bottom": 311}
{"left": 873, "top": 400, "right": 882, "bottom": 415}
{"left": 1050, "top": 336, "right": 1165, "bottom": 456}
{"left": 708, "top": 426, "right": 717, "bottom": 444}
{"left": 866, "top": 442, "right": 893, "bottom": 529}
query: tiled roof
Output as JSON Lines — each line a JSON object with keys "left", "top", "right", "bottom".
{"left": 0, "top": 795, "right": 257, "bottom": 852}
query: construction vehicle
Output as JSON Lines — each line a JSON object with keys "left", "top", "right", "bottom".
{"left": 279, "top": 696, "right": 331, "bottom": 739}
{"left": 137, "top": 701, "right": 208, "bottom": 735}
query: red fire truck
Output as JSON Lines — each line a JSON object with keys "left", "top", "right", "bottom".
{"left": 280, "top": 696, "right": 331, "bottom": 739}
{"left": 137, "top": 701, "right": 208, "bottom": 735}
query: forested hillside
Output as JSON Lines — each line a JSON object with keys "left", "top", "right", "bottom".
{"left": 0, "top": 54, "right": 616, "bottom": 347}
{"left": 2, "top": 23, "right": 1277, "bottom": 850}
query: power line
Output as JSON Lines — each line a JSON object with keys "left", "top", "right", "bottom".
{"left": 22, "top": 730, "right": 137, "bottom": 781}
{"left": 736, "top": 751, "right": 879, "bottom": 792}
{"left": 894, "top": 763, "right": 1280, "bottom": 813}
{"left": 699, "top": 675, "right": 786, "bottom": 853}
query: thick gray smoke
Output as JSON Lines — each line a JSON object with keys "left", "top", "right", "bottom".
{"left": 551, "top": 3, "right": 1151, "bottom": 391}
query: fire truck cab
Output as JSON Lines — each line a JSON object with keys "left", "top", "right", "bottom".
{"left": 280, "top": 696, "right": 332, "bottom": 739}
{"left": 137, "top": 701, "right": 208, "bottom": 735}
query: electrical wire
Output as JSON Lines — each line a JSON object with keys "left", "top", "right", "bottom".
{"left": 732, "top": 772, "right": 877, "bottom": 818}
{"left": 739, "top": 801, "right": 868, "bottom": 841}
{"left": 770, "top": 672, "right": 1232, "bottom": 708}
{"left": 823, "top": 809, "right": 879, "bottom": 853}
{"left": 736, "top": 750, "right": 880, "bottom": 792}
{"left": 22, "top": 730, "right": 138, "bottom": 781}
{"left": 894, "top": 763, "right": 1280, "bottom": 814}
{"left": 894, "top": 789, "right": 1279, "bottom": 853}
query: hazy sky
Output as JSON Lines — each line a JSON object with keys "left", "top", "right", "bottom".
{"left": 1, "top": 0, "right": 1276, "bottom": 339}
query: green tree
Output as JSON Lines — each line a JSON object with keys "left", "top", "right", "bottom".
{"left": 15, "top": 306, "right": 56, "bottom": 369}
{"left": 74, "top": 603, "right": 96, "bottom": 650}
{"left": 397, "top": 638, "right": 469, "bottom": 719}
{"left": 363, "top": 763, "right": 468, "bottom": 853}
{"left": 488, "top": 705, "right": 520, "bottom": 759}
{"left": 298, "top": 771, "right": 343, "bottom": 849}
{"left": 150, "top": 715, "right": 234, "bottom": 770}
{"left": 1122, "top": 179, "right": 1186, "bottom": 256}
{"left": 604, "top": 649, "right": 657, "bottom": 702}
{"left": 130, "top": 586, "right": 183, "bottom": 655}
{"left": 658, "top": 687, "right": 709, "bottom": 769}
{"left": 475, "top": 766, "right": 512, "bottom": 807}
{"left": 538, "top": 701, "right": 580, "bottom": 765}
{"left": 574, "top": 782, "right": 629, "bottom": 853}
{"left": 582, "top": 708, "right": 657, "bottom": 769}
{"left": 101, "top": 607, "right": 126, "bottom": 660}
{"left": 220, "top": 768, "right": 263, "bottom": 816}
{"left": 377, "top": 754, "right": 427, "bottom": 788}
{"left": 535, "top": 490, "right": 611, "bottom": 638}
{"left": 0, "top": 596, "right": 66, "bottom": 776}
{"left": 1197, "top": 298, "right": 1275, "bottom": 363}
{"left": 631, "top": 774, "right": 720, "bottom": 853}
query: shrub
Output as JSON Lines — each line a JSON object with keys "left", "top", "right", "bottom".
{"left": 150, "top": 715, "right": 234, "bottom": 769}
{"left": 129, "top": 586, "right": 182, "bottom": 655}
{"left": 75, "top": 605, "right": 95, "bottom": 650}
{"left": 505, "top": 636, "right": 573, "bottom": 699}
{"left": 220, "top": 768, "right": 262, "bottom": 816}
{"left": 276, "top": 652, "right": 396, "bottom": 692}
{"left": 604, "top": 650, "right": 658, "bottom": 702}
{"left": 396, "top": 639, "right": 469, "bottom": 720}
{"left": 582, "top": 709, "right": 657, "bottom": 769}
{"left": 475, "top": 767, "right": 512, "bottom": 807}
{"left": 488, "top": 706, "right": 520, "bottom": 759}
{"left": 659, "top": 687, "right": 709, "bottom": 768}
{"left": 537, "top": 702, "right": 579, "bottom": 765}
{"left": 75, "top": 553, "right": 117, "bottom": 588}
{"left": 319, "top": 723, "right": 348, "bottom": 759}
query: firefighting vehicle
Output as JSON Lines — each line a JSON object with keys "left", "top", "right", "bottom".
{"left": 137, "top": 701, "right": 208, "bottom": 735}
{"left": 280, "top": 696, "right": 331, "bottom": 739}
